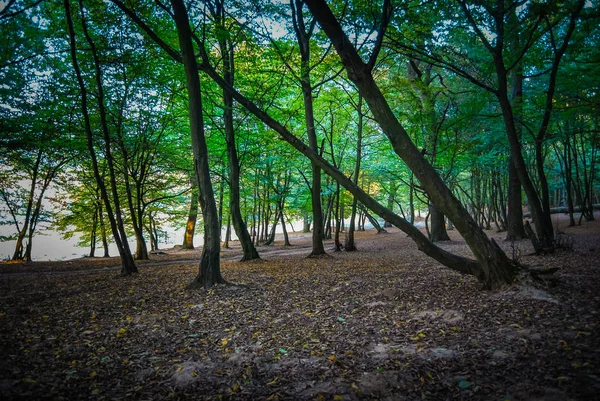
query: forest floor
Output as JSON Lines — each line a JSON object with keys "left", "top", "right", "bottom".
{"left": 1, "top": 214, "right": 599, "bottom": 400}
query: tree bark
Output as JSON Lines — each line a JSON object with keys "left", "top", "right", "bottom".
{"left": 182, "top": 181, "right": 198, "bottom": 249}
{"left": 292, "top": 0, "right": 326, "bottom": 257}
{"left": 171, "top": 0, "right": 224, "bottom": 288}
{"left": 429, "top": 202, "right": 450, "bottom": 241}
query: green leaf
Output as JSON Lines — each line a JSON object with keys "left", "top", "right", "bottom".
{"left": 458, "top": 380, "right": 472, "bottom": 389}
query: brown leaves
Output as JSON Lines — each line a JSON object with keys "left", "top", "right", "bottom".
{"left": 0, "top": 224, "right": 599, "bottom": 399}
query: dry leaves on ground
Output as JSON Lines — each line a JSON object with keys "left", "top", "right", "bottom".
{"left": 1, "top": 216, "right": 599, "bottom": 400}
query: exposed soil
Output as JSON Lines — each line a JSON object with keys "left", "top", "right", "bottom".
{"left": 1, "top": 215, "right": 599, "bottom": 400}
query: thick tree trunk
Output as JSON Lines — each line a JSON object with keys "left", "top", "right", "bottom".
{"left": 134, "top": 229, "right": 148, "bottom": 260}
{"left": 171, "top": 0, "right": 224, "bottom": 288}
{"left": 505, "top": 156, "right": 527, "bottom": 239}
{"left": 429, "top": 202, "right": 450, "bottom": 241}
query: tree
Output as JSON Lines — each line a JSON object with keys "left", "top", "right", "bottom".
{"left": 386, "top": 0, "right": 591, "bottom": 248}
{"left": 170, "top": 0, "right": 225, "bottom": 288}
{"left": 64, "top": 0, "right": 137, "bottom": 275}
{"left": 301, "top": 0, "right": 520, "bottom": 288}
{"left": 207, "top": 0, "right": 259, "bottom": 261}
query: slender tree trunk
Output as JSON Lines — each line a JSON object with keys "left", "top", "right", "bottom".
{"left": 171, "top": 0, "right": 224, "bottom": 288}
{"left": 384, "top": 187, "right": 395, "bottom": 228}
{"left": 212, "top": 8, "right": 260, "bottom": 260}
{"left": 12, "top": 150, "right": 41, "bottom": 261}
{"left": 65, "top": 0, "right": 137, "bottom": 275}
{"left": 333, "top": 183, "right": 342, "bottom": 251}
{"left": 223, "top": 215, "right": 231, "bottom": 249}
{"left": 346, "top": 95, "right": 363, "bottom": 251}
{"left": 90, "top": 204, "right": 98, "bottom": 257}
{"left": 182, "top": 182, "right": 198, "bottom": 249}
{"left": 292, "top": 0, "right": 326, "bottom": 256}
{"left": 99, "top": 202, "right": 109, "bottom": 258}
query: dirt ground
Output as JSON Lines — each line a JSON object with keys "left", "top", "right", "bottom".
{"left": 0, "top": 214, "right": 599, "bottom": 400}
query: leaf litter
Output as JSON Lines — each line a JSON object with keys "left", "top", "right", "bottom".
{"left": 1, "top": 215, "right": 599, "bottom": 400}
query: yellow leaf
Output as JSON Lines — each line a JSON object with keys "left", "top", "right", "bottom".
{"left": 232, "top": 383, "right": 240, "bottom": 392}
{"left": 328, "top": 355, "right": 336, "bottom": 362}
{"left": 71, "top": 360, "right": 77, "bottom": 367}
{"left": 418, "top": 333, "right": 426, "bottom": 338}
{"left": 89, "top": 371, "right": 97, "bottom": 377}
{"left": 221, "top": 339, "right": 229, "bottom": 346}
{"left": 22, "top": 378, "right": 37, "bottom": 383}
{"left": 119, "top": 328, "right": 127, "bottom": 333}
{"left": 91, "top": 388, "right": 99, "bottom": 394}
{"left": 126, "top": 316, "right": 133, "bottom": 321}
{"left": 334, "top": 396, "right": 344, "bottom": 401}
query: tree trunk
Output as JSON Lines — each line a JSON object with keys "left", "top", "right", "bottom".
{"left": 346, "top": 94, "right": 363, "bottom": 251}
{"left": 223, "top": 215, "right": 231, "bottom": 249}
{"left": 429, "top": 202, "right": 450, "bottom": 241}
{"left": 12, "top": 150, "right": 41, "bottom": 261}
{"left": 99, "top": 202, "right": 109, "bottom": 258}
{"left": 361, "top": 205, "right": 387, "bottom": 234}
{"left": 224, "top": 60, "right": 260, "bottom": 259}
{"left": 182, "top": 183, "right": 198, "bottom": 249}
{"left": 65, "top": 0, "right": 137, "bottom": 275}
{"left": 333, "top": 183, "right": 342, "bottom": 251}
{"left": 292, "top": 0, "right": 326, "bottom": 257}
{"left": 280, "top": 205, "right": 291, "bottom": 246}
{"left": 384, "top": 188, "right": 395, "bottom": 228}
{"left": 303, "top": 211, "right": 311, "bottom": 233}
{"left": 171, "top": 0, "right": 224, "bottom": 288}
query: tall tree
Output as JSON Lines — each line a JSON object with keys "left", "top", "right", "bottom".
{"left": 301, "top": 0, "right": 518, "bottom": 287}
{"left": 64, "top": 0, "right": 137, "bottom": 275}
{"left": 207, "top": 0, "right": 259, "bottom": 261}
{"left": 170, "top": 0, "right": 225, "bottom": 288}
{"left": 290, "top": 0, "right": 327, "bottom": 256}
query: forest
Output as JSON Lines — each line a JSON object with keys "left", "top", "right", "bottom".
{"left": 1, "top": 0, "right": 599, "bottom": 400}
